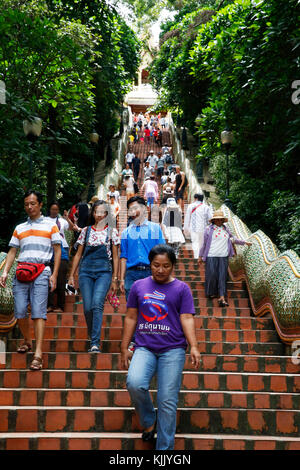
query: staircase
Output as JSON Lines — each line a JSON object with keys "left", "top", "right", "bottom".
{"left": 1, "top": 131, "right": 300, "bottom": 451}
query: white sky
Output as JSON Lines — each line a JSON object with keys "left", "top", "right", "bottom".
{"left": 107, "top": 1, "right": 175, "bottom": 47}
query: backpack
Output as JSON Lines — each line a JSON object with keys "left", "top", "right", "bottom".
{"left": 165, "top": 154, "right": 173, "bottom": 164}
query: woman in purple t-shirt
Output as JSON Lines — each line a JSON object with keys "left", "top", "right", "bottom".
{"left": 120, "top": 244, "right": 201, "bottom": 450}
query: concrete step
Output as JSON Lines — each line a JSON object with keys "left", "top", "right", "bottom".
{"left": 9, "top": 326, "right": 280, "bottom": 342}
{"left": 37, "top": 312, "right": 271, "bottom": 329}
{"left": 1, "top": 388, "right": 300, "bottom": 410}
{"left": 1, "top": 406, "right": 300, "bottom": 436}
{"left": 1, "top": 370, "right": 298, "bottom": 392}
{"left": 2, "top": 353, "right": 296, "bottom": 373}
{"left": 6, "top": 339, "right": 284, "bottom": 355}
{"left": 1, "top": 432, "right": 300, "bottom": 450}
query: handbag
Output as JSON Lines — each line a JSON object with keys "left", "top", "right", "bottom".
{"left": 107, "top": 292, "right": 120, "bottom": 310}
{"left": 16, "top": 262, "right": 45, "bottom": 282}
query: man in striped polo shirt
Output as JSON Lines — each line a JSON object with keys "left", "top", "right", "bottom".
{"left": 0, "top": 190, "right": 61, "bottom": 370}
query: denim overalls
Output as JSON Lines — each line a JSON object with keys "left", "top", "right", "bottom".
{"left": 78, "top": 226, "right": 112, "bottom": 349}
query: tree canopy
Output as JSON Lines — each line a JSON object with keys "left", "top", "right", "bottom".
{"left": 148, "top": 0, "right": 300, "bottom": 253}
{"left": 0, "top": 0, "right": 140, "bottom": 250}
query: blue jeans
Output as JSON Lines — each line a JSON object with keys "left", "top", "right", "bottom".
{"left": 126, "top": 347, "right": 186, "bottom": 450}
{"left": 78, "top": 271, "right": 112, "bottom": 348}
{"left": 125, "top": 268, "right": 151, "bottom": 301}
{"left": 13, "top": 268, "right": 51, "bottom": 319}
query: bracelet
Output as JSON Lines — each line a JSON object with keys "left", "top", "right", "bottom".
{"left": 113, "top": 277, "right": 118, "bottom": 281}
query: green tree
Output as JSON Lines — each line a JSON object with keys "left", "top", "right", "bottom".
{"left": 0, "top": 0, "right": 140, "bottom": 249}
{"left": 189, "top": 0, "right": 300, "bottom": 251}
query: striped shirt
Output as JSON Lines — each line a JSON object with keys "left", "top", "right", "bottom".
{"left": 9, "top": 216, "right": 61, "bottom": 264}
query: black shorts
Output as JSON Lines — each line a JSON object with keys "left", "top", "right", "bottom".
{"left": 175, "top": 189, "right": 184, "bottom": 200}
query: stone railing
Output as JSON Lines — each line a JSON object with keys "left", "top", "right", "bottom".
{"left": 94, "top": 107, "right": 133, "bottom": 200}
{"left": 222, "top": 204, "right": 300, "bottom": 346}
{"left": 168, "top": 114, "right": 203, "bottom": 202}
{"left": 0, "top": 253, "right": 17, "bottom": 333}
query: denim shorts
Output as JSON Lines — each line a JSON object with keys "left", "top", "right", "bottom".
{"left": 12, "top": 267, "right": 51, "bottom": 320}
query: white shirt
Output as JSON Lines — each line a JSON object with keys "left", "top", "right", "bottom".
{"left": 143, "top": 180, "right": 158, "bottom": 199}
{"left": 124, "top": 176, "right": 135, "bottom": 192}
{"left": 125, "top": 152, "right": 135, "bottom": 163}
{"left": 107, "top": 190, "right": 120, "bottom": 202}
{"left": 184, "top": 201, "right": 213, "bottom": 234}
{"left": 144, "top": 166, "right": 153, "bottom": 179}
{"left": 207, "top": 225, "right": 229, "bottom": 257}
{"left": 9, "top": 216, "right": 61, "bottom": 263}
{"left": 147, "top": 154, "right": 158, "bottom": 168}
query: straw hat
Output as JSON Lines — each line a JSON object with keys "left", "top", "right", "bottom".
{"left": 209, "top": 210, "right": 228, "bottom": 223}
{"left": 89, "top": 195, "right": 99, "bottom": 204}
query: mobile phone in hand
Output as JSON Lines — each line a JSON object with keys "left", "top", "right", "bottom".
{"left": 66, "top": 283, "right": 77, "bottom": 295}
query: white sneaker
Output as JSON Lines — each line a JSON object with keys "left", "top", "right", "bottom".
{"left": 88, "top": 345, "right": 101, "bottom": 353}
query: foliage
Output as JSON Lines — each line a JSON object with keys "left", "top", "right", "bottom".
{"left": 149, "top": 6, "right": 216, "bottom": 128}
{"left": 189, "top": 0, "right": 300, "bottom": 252}
{"left": 148, "top": 0, "right": 300, "bottom": 253}
{"left": 0, "top": 0, "right": 140, "bottom": 248}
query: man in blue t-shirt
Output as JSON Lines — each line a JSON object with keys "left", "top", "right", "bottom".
{"left": 120, "top": 196, "right": 165, "bottom": 299}
{"left": 120, "top": 196, "right": 165, "bottom": 349}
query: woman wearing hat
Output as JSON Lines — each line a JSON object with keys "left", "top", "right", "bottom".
{"left": 162, "top": 177, "right": 175, "bottom": 204}
{"left": 199, "top": 210, "right": 252, "bottom": 307}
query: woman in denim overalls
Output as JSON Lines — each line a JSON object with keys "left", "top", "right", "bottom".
{"left": 68, "top": 201, "right": 120, "bottom": 352}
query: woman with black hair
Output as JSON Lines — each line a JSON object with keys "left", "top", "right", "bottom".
{"left": 68, "top": 200, "right": 120, "bottom": 352}
{"left": 46, "top": 201, "right": 72, "bottom": 313}
{"left": 121, "top": 244, "right": 201, "bottom": 450}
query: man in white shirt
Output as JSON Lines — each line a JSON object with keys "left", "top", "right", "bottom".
{"left": 125, "top": 151, "right": 135, "bottom": 169}
{"left": 0, "top": 190, "right": 61, "bottom": 370}
{"left": 147, "top": 150, "right": 158, "bottom": 170}
{"left": 184, "top": 193, "right": 213, "bottom": 259}
{"left": 143, "top": 161, "right": 154, "bottom": 180}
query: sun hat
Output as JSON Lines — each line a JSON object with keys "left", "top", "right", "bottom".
{"left": 209, "top": 210, "right": 228, "bottom": 223}
{"left": 164, "top": 187, "right": 173, "bottom": 193}
{"left": 89, "top": 195, "right": 99, "bottom": 204}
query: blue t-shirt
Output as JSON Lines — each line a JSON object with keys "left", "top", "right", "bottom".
{"left": 127, "top": 276, "right": 195, "bottom": 353}
{"left": 120, "top": 220, "right": 165, "bottom": 268}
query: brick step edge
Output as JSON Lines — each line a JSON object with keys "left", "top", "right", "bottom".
{"left": 2, "top": 352, "right": 299, "bottom": 374}
{"left": 1, "top": 432, "right": 300, "bottom": 450}
{"left": 2, "top": 388, "right": 300, "bottom": 409}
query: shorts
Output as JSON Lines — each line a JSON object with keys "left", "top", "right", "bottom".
{"left": 12, "top": 267, "right": 51, "bottom": 320}
{"left": 147, "top": 196, "right": 155, "bottom": 207}
{"left": 175, "top": 189, "right": 184, "bottom": 200}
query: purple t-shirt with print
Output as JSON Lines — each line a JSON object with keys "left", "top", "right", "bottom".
{"left": 126, "top": 276, "right": 195, "bottom": 353}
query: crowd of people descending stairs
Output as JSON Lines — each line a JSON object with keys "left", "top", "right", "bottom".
{"left": 1, "top": 114, "right": 300, "bottom": 450}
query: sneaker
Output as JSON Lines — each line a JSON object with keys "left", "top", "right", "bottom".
{"left": 88, "top": 345, "right": 101, "bottom": 353}
{"left": 128, "top": 342, "right": 135, "bottom": 354}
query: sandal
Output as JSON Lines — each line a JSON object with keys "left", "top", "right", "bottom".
{"left": 17, "top": 342, "right": 32, "bottom": 354}
{"left": 30, "top": 356, "right": 43, "bottom": 371}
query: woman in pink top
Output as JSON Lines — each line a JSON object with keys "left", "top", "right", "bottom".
{"left": 142, "top": 176, "right": 158, "bottom": 208}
